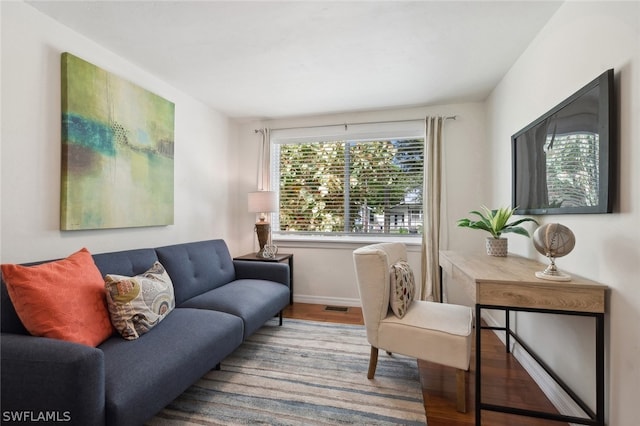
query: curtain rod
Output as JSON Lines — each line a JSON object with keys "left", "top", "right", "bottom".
{"left": 254, "top": 115, "right": 457, "bottom": 133}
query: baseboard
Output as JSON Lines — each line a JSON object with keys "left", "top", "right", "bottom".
{"left": 293, "top": 294, "right": 362, "bottom": 307}
{"left": 481, "top": 312, "right": 587, "bottom": 424}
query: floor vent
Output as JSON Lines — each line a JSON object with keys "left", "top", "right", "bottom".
{"left": 324, "top": 305, "right": 349, "bottom": 312}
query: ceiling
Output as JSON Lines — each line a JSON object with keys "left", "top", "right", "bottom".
{"left": 26, "top": 1, "right": 563, "bottom": 119}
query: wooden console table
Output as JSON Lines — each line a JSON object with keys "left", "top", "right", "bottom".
{"left": 439, "top": 250, "right": 608, "bottom": 426}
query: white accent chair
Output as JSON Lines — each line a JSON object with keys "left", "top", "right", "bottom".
{"left": 353, "top": 242, "right": 473, "bottom": 412}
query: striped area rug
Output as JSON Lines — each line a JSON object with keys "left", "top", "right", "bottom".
{"left": 148, "top": 319, "right": 427, "bottom": 425}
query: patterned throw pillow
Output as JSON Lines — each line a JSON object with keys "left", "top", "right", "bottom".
{"left": 389, "top": 261, "right": 416, "bottom": 318}
{"left": 1, "top": 248, "right": 114, "bottom": 347}
{"left": 105, "top": 261, "right": 175, "bottom": 340}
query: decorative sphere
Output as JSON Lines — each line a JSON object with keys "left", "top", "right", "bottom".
{"left": 533, "top": 223, "right": 575, "bottom": 258}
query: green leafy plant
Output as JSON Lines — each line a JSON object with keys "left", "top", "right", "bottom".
{"left": 457, "top": 206, "right": 538, "bottom": 239}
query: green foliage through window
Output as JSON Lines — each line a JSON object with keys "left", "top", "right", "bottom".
{"left": 273, "top": 138, "right": 424, "bottom": 235}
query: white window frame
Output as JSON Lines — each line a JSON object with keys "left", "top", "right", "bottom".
{"left": 269, "top": 120, "right": 424, "bottom": 244}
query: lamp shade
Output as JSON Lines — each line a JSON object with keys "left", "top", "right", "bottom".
{"left": 248, "top": 191, "right": 277, "bottom": 213}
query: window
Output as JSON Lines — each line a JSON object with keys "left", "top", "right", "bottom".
{"left": 270, "top": 121, "right": 424, "bottom": 237}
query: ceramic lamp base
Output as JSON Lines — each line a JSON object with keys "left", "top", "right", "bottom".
{"left": 255, "top": 221, "right": 270, "bottom": 257}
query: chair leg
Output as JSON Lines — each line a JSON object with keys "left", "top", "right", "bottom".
{"left": 367, "top": 346, "right": 379, "bottom": 379}
{"left": 456, "top": 368, "right": 467, "bottom": 413}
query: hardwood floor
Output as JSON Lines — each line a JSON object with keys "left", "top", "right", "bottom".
{"left": 283, "top": 303, "right": 568, "bottom": 426}
{"left": 283, "top": 302, "right": 365, "bottom": 325}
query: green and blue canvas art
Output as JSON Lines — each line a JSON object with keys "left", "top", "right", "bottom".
{"left": 61, "top": 53, "right": 175, "bottom": 230}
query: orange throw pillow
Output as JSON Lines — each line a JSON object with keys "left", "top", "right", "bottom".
{"left": 1, "top": 248, "right": 113, "bottom": 347}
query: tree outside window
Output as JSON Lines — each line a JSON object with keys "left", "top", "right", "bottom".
{"left": 274, "top": 138, "right": 424, "bottom": 236}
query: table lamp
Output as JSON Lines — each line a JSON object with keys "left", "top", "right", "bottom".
{"left": 248, "top": 191, "right": 277, "bottom": 257}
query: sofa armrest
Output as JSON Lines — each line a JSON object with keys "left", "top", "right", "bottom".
{"left": 1, "top": 333, "right": 105, "bottom": 426}
{"left": 233, "top": 260, "right": 290, "bottom": 287}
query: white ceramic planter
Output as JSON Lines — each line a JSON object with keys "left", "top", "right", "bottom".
{"left": 486, "top": 237, "right": 508, "bottom": 257}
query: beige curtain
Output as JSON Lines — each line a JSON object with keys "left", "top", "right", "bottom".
{"left": 256, "top": 128, "right": 271, "bottom": 190}
{"left": 421, "top": 116, "right": 444, "bottom": 302}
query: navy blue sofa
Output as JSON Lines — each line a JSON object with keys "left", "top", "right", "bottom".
{"left": 0, "top": 239, "right": 290, "bottom": 426}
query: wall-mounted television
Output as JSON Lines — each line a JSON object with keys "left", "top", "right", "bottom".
{"left": 512, "top": 69, "right": 616, "bottom": 215}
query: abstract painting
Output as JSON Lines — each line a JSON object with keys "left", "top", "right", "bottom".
{"left": 61, "top": 53, "right": 175, "bottom": 230}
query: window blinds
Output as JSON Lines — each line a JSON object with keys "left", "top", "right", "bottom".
{"left": 270, "top": 121, "right": 424, "bottom": 235}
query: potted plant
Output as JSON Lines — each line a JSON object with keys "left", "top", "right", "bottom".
{"left": 457, "top": 206, "right": 538, "bottom": 256}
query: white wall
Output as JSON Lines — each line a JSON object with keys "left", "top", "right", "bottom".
{"left": 486, "top": 2, "right": 639, "bottom": 424}
{"left": 233, "top": 103, "right": 487, "bottom": 305}
{"left": 1, "top": 2, "right": 235, "bottom": 264}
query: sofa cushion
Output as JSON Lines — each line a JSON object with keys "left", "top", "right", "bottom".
{"left": 1, "top": 248, "right": 114, "bottom": 347}
{"left": 180, "top": 279, "right": 289, "bottom": 338}
{"left": 104, "top": 261, "right": 175, "bottom": 340}
{"left": 92, "top": 248, "right": 159, "bottom": 278}
{"left": 0, "top": 247, "right": 158, "bottom": 336}
{"left": 1, "top": 279, "right": 28, "bottom": 334}
{"left": 99, "top": 308, "right": 243, "bottom": 426}
{"left": 155, "top": 240, "right": 236, "bottom": 305}
{"left": 389, "top": 260, "right": 416, "bottom": 318}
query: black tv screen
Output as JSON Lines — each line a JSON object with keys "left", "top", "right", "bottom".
{"left": 512, "top": 69, "right": 615, "bottom": 215}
